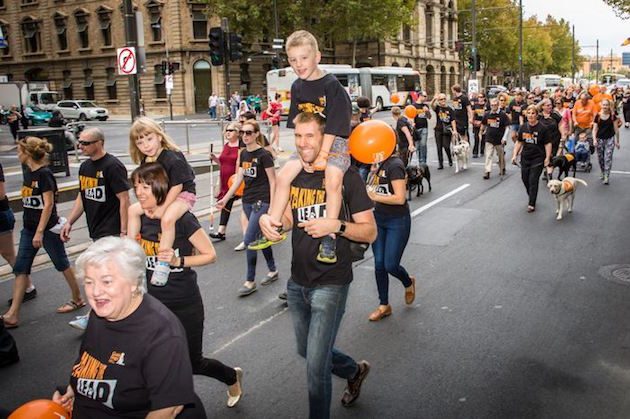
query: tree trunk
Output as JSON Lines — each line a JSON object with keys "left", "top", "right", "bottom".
{"left": 352, "top": 40, "right": 357, "bottom": 68}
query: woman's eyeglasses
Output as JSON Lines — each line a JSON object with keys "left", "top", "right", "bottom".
{"left": 239, "top": 130, "right": 256, "bottom": 136}
{"left": 225, "top": 129, "right": 237, "bottom": 133}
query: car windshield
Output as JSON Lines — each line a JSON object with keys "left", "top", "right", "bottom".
{"left": 30, "top": 106, "right": 44, "bottom": 112}
{"left": 77, "top": 101, "right": 97, "bottom": 108}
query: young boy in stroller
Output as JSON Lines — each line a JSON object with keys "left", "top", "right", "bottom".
{"left": 573, "top": 131, "right": 593, "bottom": 172}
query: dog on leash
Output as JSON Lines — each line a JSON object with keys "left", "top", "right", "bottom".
{"left": 550, "top": 153, "right": 577, "bottom": 179}
{"left": 451, "top": 139, "right": 470, "bottom": 173}
{"left": 406, "top": 163, "right": 432, "bottom": 199}
{"left": 547, "top": 177, "right": 587, "bottom": 220}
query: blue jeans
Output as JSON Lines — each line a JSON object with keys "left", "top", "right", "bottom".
{"left": 414, "top": 127, "right": 428, "bottom": 164}
{"left": 14, "top": 228, "right": 70, "bottom": 275}
{"left": 242, "top": 201, "right": 276, "bottom": 282}
{"left": 287, "top": 279, "right": 359, "bottom": 419}
{"left": 208, "top": 106, "right": 217, "bottom": 119}
{"left": 373, "top": 211, "right": 412, "bottom": 305}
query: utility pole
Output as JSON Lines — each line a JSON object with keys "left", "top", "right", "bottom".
{"left": 471, "top": 0, "right": 477, "bottom": 81}
{"left": 609, "top": 48, "right": 613, "bottom": 72}
{"left": 123, "top": 0, "right": 140, "bottom": 121}
{"left": 518, "top": 0, "right": 523, "bottom": 89}
{"left": 165, "top": 28, "right": 173, "bottom": 120}
{"left": 222, "top": 17, "right": 230, "bottom": 113}
{"left": 273, "top": 0, "right": 280, "bottom": 67}
{"left": 571, "top": 25, "right": 575, "bottom": 83}
{"left": 596, "top": 39, "right": 599, "bottom": 83}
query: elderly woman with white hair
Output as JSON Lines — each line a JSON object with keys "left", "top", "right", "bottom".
{"left": 52, "top": 237, "right": 206, "bottom": 418}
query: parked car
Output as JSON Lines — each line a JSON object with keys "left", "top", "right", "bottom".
{"left": 614, "top": 78, "right": 630, "bottom": 89}
{"left": 24, "top": 106, "right": 53, "bottom": 125}
{"left": 54, "top": 100, "right": 109, "bottom": 121}
{"left": 485, "top": 85, "right": 507, "bottom": 98}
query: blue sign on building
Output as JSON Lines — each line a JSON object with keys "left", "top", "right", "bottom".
{"left": 623, "top": 52, "right": 630, "bottom": 66}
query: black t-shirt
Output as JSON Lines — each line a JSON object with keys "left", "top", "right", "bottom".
{"left": 289, "top": 168, "right": 373, "bottom": 287}
{"left": 395, "top": 118, "right": 413, "bottom": 150}
{"left": 413, "top": 103, "right": 431, "bottom": 129}
{"left": 154, "top": 150, "right": 196, "bottom": 195}
{"left": 482, "top": 110, "right": 510, "bottom": 145}
{"left": 240, "top": 147, "right": 274, "bottom": 204}
{"left": 359, "top": 111, "right": 372, "bottom": 123}
{"left": 451, "top": 94, "right": 471, "bottom": 129}
{"left": 0, "top": 163, "right": 9, "bottom": 211}
{"left": 70, "top": 295, "right": 196, "bottom": 418}
{"left": 373, "top": 156, "right": 409, "bottom": 216}
{"left": 472, "top": 102, "right": 486, "bottom": 123}
{"left": 507, "top": 99, "right": 525, "bottom": 124}
{"left": 434, "top": 105, "right": 455, "bottom": 133}
{"left": 141, "top": 212, "right": 202, "bottom": 308}
{"left": 518, "top": 122, "right": 550, "bottom": 162}
{"left": 21, "top": 166, "right": 59, "bottom": 231}
{"left": 538, "top": 111, "right": 562, "bottom": 145}
{"left": 594, "top": 113, "right": 617, "bottom": 139}
{"left": 286, "top": 73, "right": 352, "bottom": 138}
{"left": 79, "top": 154, "right": 129, "bottom": 239}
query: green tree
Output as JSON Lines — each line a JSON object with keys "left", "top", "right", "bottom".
{"left": 545, "top": 16, "right": 583, "bottom": 76}
{"left": 602, "top": 0, "right": 630, "bottom": 19}
{"left": 322, "top": 0, "right": 416, "bottom": 66}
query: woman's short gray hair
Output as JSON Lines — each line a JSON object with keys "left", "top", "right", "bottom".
{"left": 75, "top": 237, "right": 147, "bottom": 294}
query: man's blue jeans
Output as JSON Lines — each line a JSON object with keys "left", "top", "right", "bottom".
{"left": 414, "top": 127, "right": 428, "bottom": 164}
{"left": 287, "top": 279, "right": 359, "bottom": 419}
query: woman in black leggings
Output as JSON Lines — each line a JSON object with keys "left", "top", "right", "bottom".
{"left": 430, "top": 93, "right": 457, "bottom": 169}
{"left": 511, "top": 105, "right": 552, "bottom": 213}
{"left": 132, "top": 163, "right": 244, "bottom": 408}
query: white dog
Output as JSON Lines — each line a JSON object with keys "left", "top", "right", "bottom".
{"left": 547, "top": 177, "right": 588, "bottom": 220}
{"left": 451, "top": 138, "right": 470, "bottom": 173}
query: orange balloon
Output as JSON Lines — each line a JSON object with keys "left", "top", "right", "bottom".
{"left": 349, "top": 120, "right": 397, "bottom": 164}
{"left": 404, "top": 105, "right": 417, "bottom": 119}
{"left": 9, "top": 399, "right": 71, "bottom": 419}
{"left": 391, "top": 94, "right": 400, "bottom": 104}
{"left": 588, "top": 84, "right": 599, "bottom": 97}
{"left": 228, "top": 174, "right": 244, "bottom": 197}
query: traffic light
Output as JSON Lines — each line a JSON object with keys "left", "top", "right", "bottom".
{"left": 229, "top": 33, "right": 243, "bottom": 62}
{"left": 475, "top": 54, "right": 481, "bottom": 71}
{"left": 208, "top": 27, "right": 225, "bottom": 66}
{"left": 271, "top": 56, "right": 280, "bottom": 70}
{"left": 468, "top": 55, "right": 474, "bottom": 70}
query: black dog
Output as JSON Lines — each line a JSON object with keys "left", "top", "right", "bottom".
{"left": 550, "top": 153, "right": 577, "bottom": 180}
{"left": 406, "top": 163, "right": 432, "bottom": 200}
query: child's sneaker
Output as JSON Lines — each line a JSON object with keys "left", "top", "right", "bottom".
{"left": 151, "top": 261, "right": 170, "bottom": 286}
{"left": 248, "top": 229, "right": 286, "bottom": 251}
{"left": 317, "top": 236, "right": 337, "bottom": 264}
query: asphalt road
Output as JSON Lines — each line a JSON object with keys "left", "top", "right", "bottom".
{"left": 1, "top": 123, "right": 630, "bottom": 418}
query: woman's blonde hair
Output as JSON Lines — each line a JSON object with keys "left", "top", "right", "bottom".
{"left": 129, "top": 116, "right": 180, "bottom": 164}
{"left": 224, "top": 121, "right": 241, "bottom": 134}
{"left": 241, "top": 120, "right": 266, "bottom": 148}
{"left": 18, "top": 136, "right": 53, "bottom": 165}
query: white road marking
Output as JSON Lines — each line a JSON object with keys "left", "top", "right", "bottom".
{"left": 211, "top": 306, "right": 289, "bottom": 355}
{"left": 610, "top": 170, "right": 630, "bottom": 175}
{"left": 410, "top": 184, "right": 471, "bottom": 218}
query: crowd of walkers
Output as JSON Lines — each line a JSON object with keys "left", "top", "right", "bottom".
{"left": 0, "top": 25, "right": 628, "bottom": 417}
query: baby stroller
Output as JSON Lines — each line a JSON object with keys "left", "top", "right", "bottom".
{"left": 573, "top": 135, "right": 592, "bottom": 172}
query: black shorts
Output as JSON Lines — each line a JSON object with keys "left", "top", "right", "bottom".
{"left": 0, "top": 209, "right": 15, "bottom": 234}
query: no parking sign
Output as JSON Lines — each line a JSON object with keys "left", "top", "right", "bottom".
{"left": 117, "top": 47, "right": 137, "bottom": 75}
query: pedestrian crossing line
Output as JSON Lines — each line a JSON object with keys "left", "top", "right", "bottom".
{"left": 211, "top": 306, "right": 289, "bottom": 356}
{"left": 410, "top": 184, "right": 471, "bottom": 218}
{"left": 610, "top": 170, "right": 630, "bottom": 175}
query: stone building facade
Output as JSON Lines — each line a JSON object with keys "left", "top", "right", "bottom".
{"left": 0, "top": 0, "right": 458, "bottom": 117}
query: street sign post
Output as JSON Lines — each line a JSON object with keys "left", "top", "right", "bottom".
{"left": 165, "top": 74, "right": 174, "bottom": 93}
{"left": 117, "top": 47, "right": 137, "bottom": 76}
{"left": 272, "top": 38, "right": 284, "bottom": 50}
{"left": 468, "top": 79, "right": 479, "bottom": 94}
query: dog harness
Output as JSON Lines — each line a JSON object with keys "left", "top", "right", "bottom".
{"left": 561, "top": 180, "right": 574, "bottom": 194}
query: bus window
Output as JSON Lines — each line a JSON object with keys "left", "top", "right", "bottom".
{"left": 335, "top": 74, "right": 349, "bottom": 87}
{"left": 30, "top": 93, "right": 39, "bottom": 105}
{"left": 372, "top": 75, "right": 387, "bottom": 86}
{"left": 397, "top": 75, "right": 420, "bottom": 91}
{"left": 348, "top": 74, "right": 359, "bottom": 98}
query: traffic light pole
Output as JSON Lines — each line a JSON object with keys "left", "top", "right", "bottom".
{"left": 222, "top": 18, "right": 231, "bottom": 115}
{"left": 123, "top": 0, "right": 141, "bottom": 121}
{"left": 471, "top": 0, "right": 477, "bottom": 81}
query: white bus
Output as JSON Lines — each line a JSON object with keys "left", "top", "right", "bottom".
{"left": 530, "top": 74, "right": 561, "bottom": 91}
{"left": 266, "top": 65, "right": 421, "bottom": 114}
{"left": 358, "top": 67, "right": 421, "bottom": 111}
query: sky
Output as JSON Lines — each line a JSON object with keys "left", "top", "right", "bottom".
{"left": 522, "top": 0, "right": 630, "bottom": 58}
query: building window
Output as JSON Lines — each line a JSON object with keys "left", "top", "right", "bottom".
{"left": 148, "top": 1, "right": 163, "bottom": 42}
{"left": 0, "top": 22, "right": 9, "bottom": 56}
{"left": 425, "top": 10, "right": 433, "bottom": 47}
{"left": 21, "top": 18, "right": 41, "bottom": 53}
{"left": 75, "top": 10, "right": 90, "bottom": 49}
{"left": 440, "top": 16, "right": 446, "bottom": 48}
{"left": 62, "top": 70, "right": 73, "bottom": 99}
{"left": 97, "top": 8, "right": 112, "bottom": 46}
{"left": 21, "top": 0, "right": 37, "bottom": 4}
{"left": 402, "top": 24, "right": 411, "bottom": 44}
{"left": 191, "top": 7, "right": 207, "bottom": 40}
{"left": 54, "top": 13, "right": 68, "bottom": 51}
{"left": 154, "top": 64, "right": 166, "bottom": 98}
{"left": 0, "top": 1, "right": 5, "bottom": 8}
{"left": 83, "top": 69, "right": 94, "bottom": 100}
{"left": 106, "top": 67, "right": 117, "bottom": 100}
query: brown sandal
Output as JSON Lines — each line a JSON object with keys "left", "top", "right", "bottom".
{"left": 56, "top": 300, "right": 86, "bottom": 314}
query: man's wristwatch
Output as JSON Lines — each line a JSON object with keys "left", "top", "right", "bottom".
{"left": 336, "top": 220, "right": 347, "bottom": 236}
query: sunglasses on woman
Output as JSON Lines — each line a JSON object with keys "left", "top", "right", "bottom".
{"left": 239, "top": 130, "right": 256, "bottom": 136}
{"left": 225, "top": 129, "right": 237, "bottom": 132}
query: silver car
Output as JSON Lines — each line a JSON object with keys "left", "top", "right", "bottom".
{"left": 54, "top": 100, "right": 109, "bottom": 121}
